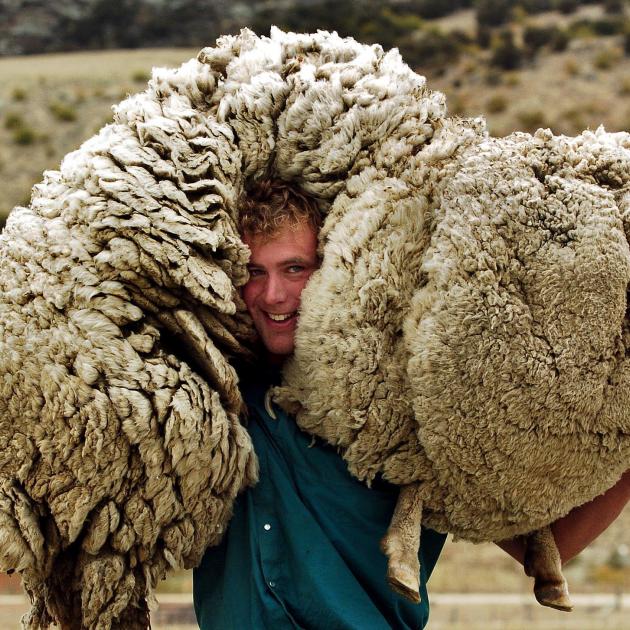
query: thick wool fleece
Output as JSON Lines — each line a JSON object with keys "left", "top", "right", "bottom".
{"left": 280, "top": 124, "right": 630, "bottom": 542}
{"left": 1, "top": 27, "right": 629, "bottom": 628}
{"left": 0, "top": 47, "right": 262, "bottom": 630}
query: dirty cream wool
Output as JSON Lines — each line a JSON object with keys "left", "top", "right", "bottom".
{"left": 0, "top": 28, "right": 629, "bottom": 628}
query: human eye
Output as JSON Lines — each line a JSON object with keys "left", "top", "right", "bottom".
{"left": 287, "top": 264, "right": 305, "bottom": 273}
{"left": 247, "top": 266, "right": 265, "bottom": 278}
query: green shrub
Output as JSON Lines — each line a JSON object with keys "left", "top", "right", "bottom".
{"left": 131, "top": 69, "right": 151, "bottom": 83}
{"left": 403, "top": 28, "right": 464, "bottom": 69}
{"left": 570, "top": 17, "right": 625, "bottom": 38}
{"left": 594, "top": 47, "right": 621, "bottom": 70}
{"left": 484, "top": 68, "right": 503, "bottom": 86}
{"left": 567, "top": 20, "right": 597, "bottom": 39}
{"left": 397, "top": 0, "right": 470, "bottom": 19}
{"left": 450, "top": 28, "right": 474, "bottom": 48}
{"left": 520, "top": 0, "right": 553, "bottom": 13}
{"left": 591, "top": 17, "right": 626, "bottom": 36}
{"left": 11, "top": 87, "right": 27, "bottom": 101}
{"left": 604, "top": 0, "right": 625, "bottom": 15}
{"left": 523, "top": 25, "right": 550, "bottom": 51}
{"left": 49, "top": 101, "right": 77, "bottom": 122}
{"left": 12, "top": 126, "right": 37, "bottom": 145}
{"left": 475, "top": 0, "right": 513, "bottom": 28}
{"left": 476, "top": 25, "right": 492, "bottom": 48}
{"left": 523, "top": 25, "right": 569, "bottom": 54}
{"left": 486, "top": 94, "right": 508, "bottom": 113}
{"left": 550, "top": 28, "right": 570, "bottom": 52}
{"left": 490, "top": 30, "right": 524, "bottom": 70}
{"left": 554, "top": 0, "right": 579, "bottom": 15}
{"left": 380, "top": 8, "right": 425, "bottom": 33}
{"left": 4, "top": 112, "right": 24, "bottom": 130}
{"left": 511, "top": 5, "right": 528, "bottom": 24}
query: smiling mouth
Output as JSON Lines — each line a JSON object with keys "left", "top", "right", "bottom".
{"left": 266, "top": 311, "right": 297, "bottom": 322}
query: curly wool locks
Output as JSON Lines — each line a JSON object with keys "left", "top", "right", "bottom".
{"left": 1, "top": 27, "right": 629, "bottom": 627}
{"left": 277, "top": 106, "right": 630, "bottom": 606}
{"left": 0, "top": 41, "right": 264, "bottom": 630}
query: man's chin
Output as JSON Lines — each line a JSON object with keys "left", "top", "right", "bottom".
{"left": 261, "top": 336, "right": 295, "bottom": 361}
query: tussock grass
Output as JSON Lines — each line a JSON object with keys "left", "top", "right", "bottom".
{"left": 49, "top": 101, "right": 78, "bottom": 122}
{"left": 131, "top": 69, "right": 151, "bottom": 83}
{"left": 11, "top": 87, "right": 27, "bottom": 101}
{"left": 486, "top": 94, "right": 508, "bottom": 113}
{"left": 12, "top": 126, "right": 37, "bottom": 145}
{"left": 4, "top": 112, "right": 24, "bottom": 130}
{"left": 594, "top": 46, "right": 623, "bottom": 69}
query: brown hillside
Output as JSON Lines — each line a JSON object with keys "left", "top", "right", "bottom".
{"left": 1, "top": 11, "right": 630, "bottom": 224}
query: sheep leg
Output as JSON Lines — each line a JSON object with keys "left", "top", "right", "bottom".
{"left": 380, "top": 482, "right": 424, "bottom": 603}
{"left": 524, "top": 526, "right": 572, "bottom": 612}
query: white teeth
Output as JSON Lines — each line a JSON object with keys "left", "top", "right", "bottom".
{"left": 267, "top": 312, "right": 295, "bottom": 321}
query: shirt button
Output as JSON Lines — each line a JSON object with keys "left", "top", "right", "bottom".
{"left": 269, "top": 581, "right": 276, "bottom": 588}
{"left": 263, "top": 523, "right": 271, "bottom": 531}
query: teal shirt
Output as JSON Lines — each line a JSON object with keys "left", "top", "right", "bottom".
{"left": 193, "top": 373, "right": 446, "bottom": 629}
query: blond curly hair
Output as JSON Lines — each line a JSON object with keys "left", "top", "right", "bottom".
{"left": 239, "top": 180, "right": 322, "bottom": 237}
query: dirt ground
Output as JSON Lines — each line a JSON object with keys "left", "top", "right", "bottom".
{"left": 2, "top": 592, "right": 628, "bottom": 629}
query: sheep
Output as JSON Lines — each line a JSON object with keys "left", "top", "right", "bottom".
{"left": 1, "top": 27, "right": 628, "bottom": 627}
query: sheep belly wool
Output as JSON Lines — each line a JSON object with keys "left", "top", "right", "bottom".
{"left": 0, "top": 27, "right": 629, "bottom": 627}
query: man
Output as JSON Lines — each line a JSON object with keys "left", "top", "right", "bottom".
{"left": 194, "top": 180, "right": 630, "bottom": 629}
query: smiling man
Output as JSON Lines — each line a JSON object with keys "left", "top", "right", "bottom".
{"left": 193, "top": 180, "right": 630, "bottom": 630}
{"left": 193, "top": 180, "right": 448, "bottom": 629}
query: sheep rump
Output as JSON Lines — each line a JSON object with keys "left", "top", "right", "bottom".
{"left": 1, "top": 27, "right": 629, "bottom": 627}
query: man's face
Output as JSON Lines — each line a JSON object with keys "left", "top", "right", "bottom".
{"left": 242, "top": 221, "right": 319, "bottom": 361}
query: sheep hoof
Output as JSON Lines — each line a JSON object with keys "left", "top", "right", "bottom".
{"left": 534, "top": 582, "right": 573, "bottom": 612}
{"left": 387, "top": 563, "right": 421, "bottom": 604}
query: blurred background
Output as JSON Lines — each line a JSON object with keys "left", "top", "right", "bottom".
{"left": 0, "top": 0, "right": 629, "bottom": 628}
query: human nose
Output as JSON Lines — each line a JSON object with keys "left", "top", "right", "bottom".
{"left": 262, "top": 273, "right": 288, "bottom": 304}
